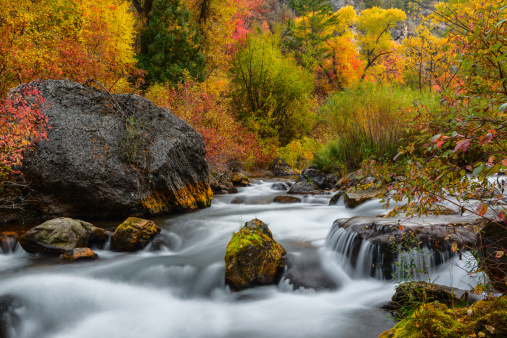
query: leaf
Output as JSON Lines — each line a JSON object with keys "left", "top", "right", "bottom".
{"left": 454, "top": 139, "right": 470, "bottom": 153}
{"left": 481, "top": 133, "right": 494, "bottom": 144}
{"left": 485, "top": 325, "right": 495, "bottom": 334}
{"left": 431, "top": 134, "right": 442, "bottom": 142}
{"left": 476, "top": 203, "right": 488, "bottom": 216}
{"left": 473, "top": 165, "right": 485, "bottom": 176}
{"left": 500, "top": 102, "right": 507, "bottom": 112}
{"left": 399, "top": 225, "right": 404, "bottom": 231}
{"left": 451, "top": 242, "right": 458, "bottom": 253}
{"left": 474, "top": 284, "right": 484, "bottom": 295}
{"left": 495, "top": 251, "right": 505, "bottom": 258}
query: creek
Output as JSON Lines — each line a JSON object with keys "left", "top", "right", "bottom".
{"left": 0, "top": 179, "right": 481, "bottom": 338}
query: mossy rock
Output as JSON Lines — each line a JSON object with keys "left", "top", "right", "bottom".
{"left": 111, "top": 217, "right": 161, "bottom": 252}
{"left": 60, "top": 248, "right": 99, "bottom": 262}
{"left": 230, "top": 172, "right": 249, "bottom": 187}
{"left": 225, "top": 219, "right": 287, "bottom": 291}
{"left": 380, "top": 296, "right": 507, "bottom": 338}
{"left": 343, "top": 187, "right": 387, "bottom": 208}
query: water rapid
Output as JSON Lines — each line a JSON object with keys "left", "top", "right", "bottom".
{"left": 0, "top": 179, "right": 482, "bottom": 338}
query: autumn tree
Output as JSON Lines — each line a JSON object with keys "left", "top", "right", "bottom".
{"left": 230, "top": 30, "right": 315, "bottom": 146}
{"left": 356, "top": 6, "right": 406, "bottom": 81}
{"left": 138, "top": 0, "right": 205, "bottom": 85}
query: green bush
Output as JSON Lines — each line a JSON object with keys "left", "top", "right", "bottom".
{"left": 314, "top": 83, "right": 438, "bottom": 173}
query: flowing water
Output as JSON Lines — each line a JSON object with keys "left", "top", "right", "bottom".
{"left": 0, "top": 179, "right": 483, "bottom": 338}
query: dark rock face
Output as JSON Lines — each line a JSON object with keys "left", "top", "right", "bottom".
{"left": 19, "top": 218, "right": 108, "bottom": 254}
{"left": 111, "top": 217, "right": 161, "bottom": 252}
{"left": 15, "top": 80, "right": 212, "bottom": 221}
{"left": 480, "top": 221, "right": 507, "bottom": 292}
{"left": 268, "top": 157, "right": 297, "bottom": 176}
{"left": 300, "top": 168, "right": 329, "bottom": 189}
{"left": 329, "top": 191, "right": 344, "bottom": 205}
{"left": 273, "top": 195, "right": 301, "bottom": 203}
{"left": 287, "top": 181, "right": 318, "bottom": 194}
{"left": 284, "top": 251, "right": 337, "bottom": 291}
{"left": 225, "top": 219, "right": 287, "bottom": 291}
{"left": 60, "top": 248, "right": 99, "bottom": 261}
{"left": 0, "top": 295, "right": 21, "bottom": 338}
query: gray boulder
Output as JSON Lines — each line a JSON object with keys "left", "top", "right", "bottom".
{"left": 19, "top": 218, "right": 108, "bottom": 254}
{"left": 269, "top": 157, "right": 297, "bottom": 176}
{"left": 13, "top": 80, "right": 212, "bottom": 220}
{"left": 300, "top": 168, "right": 329, "bottom": 189}
{"left": 288, "top": 181, "right": 318, "bottom": 194}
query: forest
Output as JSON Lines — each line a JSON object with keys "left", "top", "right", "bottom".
{"left": 1, "top": 0, "right": 507, "bottom": 337}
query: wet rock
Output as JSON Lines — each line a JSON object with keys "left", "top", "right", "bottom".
{"left": 284, "top": 251, "right": 337, "bottom": 291}
{"left": 329, "top": 216, "right": 483, "bottom": 279}
{"left": 273, "top": 195, "right": 301, "bottom": 203}
{"left": 0, "top": 295, "right": 21, "bottom": 338}
{"left": 338, "top": 172, "right": 364, "bottom": 187}
{"left": 287, "top": 181, "right": 318, "bottom": 194}
{"left": 329, "top": 191, "right": 344, "bottom": 206}
{"left": 230, "top": 172, "right": 249, "bottom": 187}
{"left": 343, "top": 188, "right": 387, "bottom": 208}
{"left": 1, "top": 232, "right": 18, "bottom": 253}
{"left": 111, "top": 217, "right": 161, "bottom": 252}
{"left": 13, "top": 80, "right": 212, "bottom": 222}
{"left": 19, "top": 218, "right": 108, "bottom": 254}
{"left": 231, "top": 197, "right": 246, "bottom": 204}
{"left": 225, "top": 219, "right": 287, "bottom": 291}
{"left": 268, "top": 157, "right": 297, "bottom": 176}
{"left": 60, "top": 248, "right": 99, "bottom": 262}
{"left": 271, "top": 182, "right": 292, "bottom": 191}
{"left": 300, "top": 168, "right": 329, "bottom": 189}
{"left": 480, "top": 221, "right": 507, "bottom": 292}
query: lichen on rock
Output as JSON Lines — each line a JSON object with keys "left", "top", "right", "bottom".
{"left": 225, "top": 219, "right": 287, "bottom": 291}
{"left": 111, "top": 217, "right": 161, "bottom": 252}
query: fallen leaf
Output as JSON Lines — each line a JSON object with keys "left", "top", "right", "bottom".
{"left": 452, "top": 242, "right": 458, "bottom": 253}
{"left": 495, "top": 251, "right": 505, "bottom": 258}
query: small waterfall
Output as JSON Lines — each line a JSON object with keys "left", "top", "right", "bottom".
{"left": 325, "top": 225, "right": 457, "bottom": 280}
{"left": 102, "top": 231, "right": 112, "bottom": 250}
{"left": 1, "top": 233, "right": 18, "bottom": 254}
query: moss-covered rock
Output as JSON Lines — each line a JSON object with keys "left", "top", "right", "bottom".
{"left": 343, "top": 187, "right": 387, "bottom": 208}
{"left": 111, "top": 217, "right": 161, "bottom": 252}
{"left": 380, "top": 296, "right": 507, "bottom": 338}
{"left": 60, "top": 248, "right": 99, "bottom": 261}
{"left": 230, "top": 172, "right": 249, "bottom": 187}
{"left": 19, "top": 218, "right": 108, "bottom": 254}
{"left": 225, "top": 219, "right": 287, "bottom": 291}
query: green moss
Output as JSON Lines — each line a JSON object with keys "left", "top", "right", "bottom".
{"left": 381, "top": 296, "right": 507, "bottom": 338}
{"left": 226, "top": 228, "right": 266, "bottom": 257}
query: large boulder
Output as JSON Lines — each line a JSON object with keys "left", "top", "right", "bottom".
{"left": 268, "top": 158, "right": 297, "bottom": 176}
{"left": 300, "top": 168, "right": 329, "bottom": 189}
{"left": 111, "top": 217, "right": 161, "bottom": 252}
{"left": 19, "top": 218, "right": 108, "bottom": 254}
{"left": 287, "top": 181, "right": 318, "bottom": 194}
{"left": 12, "top": 80, "right": 212, "bottom": 221}
{"left": 225, "top": 219, "right": 287, "bottom": 291}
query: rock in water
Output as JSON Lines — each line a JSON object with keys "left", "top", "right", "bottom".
{"left": 287, "top": 181, "right": 318, "bottom": 194}
{"left": 273, "top": 195, "right": 301, "bottom": 203}
{"left": 111, "top": 217, "right": 161, "bottom": 251}
{"left": 60, "top": 248, "right": 99, "bottom": 262}
{"left": 230, "top": 172, "right": 249, "bottom": 187}
{"left": 225, "top": 219, "right": 287, "bottom": 291}
{"left": 19, "top": 218, "right": 108, "bottom": 254}
{"left": 300, "top": 168, "right": 329, "bottom": 189}
{"left": 268, "top": 158, "right": 297, "bottom": 176}
{"left": 14, "top": 80, "right": 212, "bottom": 221}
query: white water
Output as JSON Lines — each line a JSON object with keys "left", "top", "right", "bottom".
{"left": 0, "top": 179, "right": 483, "bottom": 338}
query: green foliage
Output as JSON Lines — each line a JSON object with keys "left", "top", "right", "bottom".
{"left": 230, "top": 30, "right": 315, "bottom": 146}
{"left": 138, "top": 0, "right": 205, "bottom": 85}
{"left": 314, "top": 84, "right": 438, "bottom": 172}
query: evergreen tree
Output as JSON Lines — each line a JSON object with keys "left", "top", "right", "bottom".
{"left": 137, "top": 0, "right": 205, "bottom": 85}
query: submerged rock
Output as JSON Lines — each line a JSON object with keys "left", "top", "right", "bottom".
{"left": 13, "top": 80, "right": 212, "bottom": 221}
{"left": 343, "top": 187, "right": 387, "bottom": 208}
{"left": 19, "top": 218, "right": 108, "bottom": 254}
{"left": 268, "top": 158, "right": 297, "bottom": 176}
{"left": 230, "top": 172, "right": 249, "bottom": 187}
{"left": 287, "top": 181, "right": 318, "bottom": 194}
{"left": 225, "top": 219, "right": 287, "bottom": 291}
{"left": 60, "top": 248, "right": 99, "bottom": 262}
{"left": 273, "top": 195, "right": 301, "bottom": 203}
{"left": 270, "top": 182, "right": 292, "bottom": 191}
{"left": 111, "top": 217, "right": 161, "bottom": 252}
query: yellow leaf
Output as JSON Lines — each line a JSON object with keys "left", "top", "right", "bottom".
{"left": 474, "top": 284, "right": 484, "bottom": 295}
{"left": 451, "top": 242, "right": 458, "bottom": 253}
{"left": 495, "top": 251, "right": 505, "bottom": 258}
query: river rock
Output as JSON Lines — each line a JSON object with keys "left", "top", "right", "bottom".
{"left": 343, "top": 188, "right": 387, "bottom": 208}
{"left": 60, "top": 248, "right": 99, "bottom": 262}
{"left": 111, "top": 217, "right": 161, "bottom": 252}
{"left": 273, "top": 195, "right": 301, "bottom": 203}
{"left": 271, "top": 182, "right": 292, "bottom": 191}
{"left": 0, "top": 295, "right": 21, "bottom": 338}
{"left": 225, "top": 219, "right": 287, "bottom": 291}
{"left": 12, "top": 80, "right": 212, "bottom": 221}
{"left": 19, "top": 218, "right": 108, "bottom": 254}
{"left": 268, "top": 158, "right": 297, "bottom": 176}
{"left": 300, "top": 168, "right": 329, "bottom": 189}
{"left": 287, "top": 181, "right": 318, "bottom": 194}
{"left": 329, "top": 191, "right": 344, "bottom": 205}
{"left": 1, "top": 232, "right": 18, "bottom": 254}
{"left": 328, "top": 216, "right": 484, "bottom": 279}
{"left": 284, "top": 251, "right": 337, "bottom": 291}
{"left": 230, "top": 172, "right": 249, "bottom": 187}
